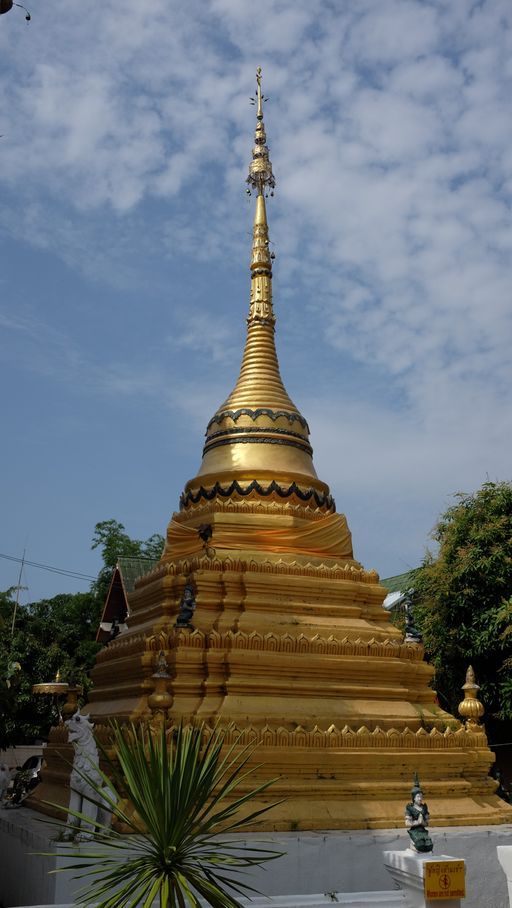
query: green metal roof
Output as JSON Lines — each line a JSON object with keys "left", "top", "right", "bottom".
{"left": 380, "top": 569, "right": 418, "bottom": 593}
{"left": 118, "top": 557, "right": 160, "bottom": 592}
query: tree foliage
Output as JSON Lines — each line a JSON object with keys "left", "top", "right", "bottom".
{"left": 0, "top": 589, "right": 102, "bottom": 747}
{"left": 0, "top": 589, "right": 22, "bottom": 745}
{"left": 413, "top": 481, "right": 512, "bottom": 733}
{"left": 0, "top": 519, "right": 164, "bottom": 747}
{"left": 91, "top": 519, "right": 164, "bottom": 602}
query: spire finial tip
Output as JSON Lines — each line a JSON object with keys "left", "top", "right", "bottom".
{"left": 247, "top": 67, "right": 275, "bottom": 196}
{"left": 256, "top": 67, "right": 263, "bottom": 119}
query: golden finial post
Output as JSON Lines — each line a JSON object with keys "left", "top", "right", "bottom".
{"left": 256, "top": 65, "right": 263, "bottom": 119}
{"left": 247, "top": 67, "right": 275, "bottom": 197}
{"left": 458, "top": 665, "right": 485, "bottom": 729}
{"left": 246, "top": 68, "right": 276, "bottom": 324}
{"left": 148, "top": 651, "right": 173, "bottom": 731}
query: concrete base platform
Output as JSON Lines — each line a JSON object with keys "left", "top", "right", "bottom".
{"left": 1, "top": 806, "right": 511, "bottom": 908}
{"left": 7, "top": 897, "right": 407, "bottom": 908}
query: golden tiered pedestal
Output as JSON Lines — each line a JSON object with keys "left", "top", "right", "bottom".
{"left": 86, "top": 495, "right": 511, "bottom": 829}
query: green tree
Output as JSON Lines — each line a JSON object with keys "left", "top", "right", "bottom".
{"left": 0, "top": 520, "right": 164, "bottom": 747}
{"left": 91, "top": 519, "right": 164, "bottom": 602}
{"left": 0, "top": 588, "right": 22, "bottom": 744}
{"left": 0, "top": 520, "right": 164, "bottom": 746}
{"left": 55, "top": 722, "right": 281, "bottom": 908}
{"left": 0, "top": 590, "right": 102, "bottom": 747}
{"left": 413, "top": 481, "right": 512, "bottom": 740}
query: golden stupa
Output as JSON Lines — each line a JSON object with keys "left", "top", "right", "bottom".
{"left": 84, "top": 70, "right": 509, "bottom": 830}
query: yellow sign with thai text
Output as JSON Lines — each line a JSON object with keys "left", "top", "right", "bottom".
{"left": 424, "top": 860, "right": 466, "bottom": 900}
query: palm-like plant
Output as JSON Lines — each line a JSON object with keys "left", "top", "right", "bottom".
{"left": 51, "top": 722, "right": 282, "bottom": 908}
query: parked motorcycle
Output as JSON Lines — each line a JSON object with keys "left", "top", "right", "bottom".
{"left": 2, "top": 755, "right": 43, "bottom": 807}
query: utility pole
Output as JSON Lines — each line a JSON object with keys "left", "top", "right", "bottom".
{"left": 10, "top": 549, "right": 26, "bottom": 637}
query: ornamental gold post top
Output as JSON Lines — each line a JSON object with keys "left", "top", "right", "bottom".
{"left": 458, "top": 664, "right": 485, "bottom": 728}
{"left": 247, "top": 67, "right": 275, "bottom": 197}
{"left": 247, "top": 68, "right": 276, "bottom": 325}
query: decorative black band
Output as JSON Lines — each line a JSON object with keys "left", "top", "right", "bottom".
{"left": 206, "top": 425, "right": 310, "bottom": 442}
{"left": 207, "top": 408, "right": 310, "bottom": 432}
{"left": 203, "top": 435, "right": 313, "bottom": 455}
{"left": 246, "top": 316, "right": 275, "bottom": 327}
{"left": 180, "top": 479, "right": 335, "bottom": 511}
{"left": 251, "top": 268, "right": 272, "bottom": 277}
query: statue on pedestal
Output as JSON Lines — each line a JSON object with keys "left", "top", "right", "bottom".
{"left": 405, "top": 775, "right": 433, "bottom": 853}
{"left": 64, "top": 712, "right": 112, "bottom": 841}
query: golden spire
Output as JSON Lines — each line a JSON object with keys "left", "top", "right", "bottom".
{"left": 246, "top": 66, "right": 275, "bottom": 326}
{"left": 192, "top": 69, "right": 318, "bottom": 485}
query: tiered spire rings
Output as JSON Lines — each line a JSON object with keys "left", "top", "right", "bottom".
{"left": 247, "top": 67, "right": 275, "bottom": 327}
{"left": 192, "top": 68, "right": 320, "bottom": 486}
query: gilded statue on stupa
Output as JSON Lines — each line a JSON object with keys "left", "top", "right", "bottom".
{"left": 31, "top": 71, "right": 512, "bottom": 831}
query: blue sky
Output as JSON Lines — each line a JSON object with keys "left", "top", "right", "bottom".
{"left": 1, "top": 0, "right": 511, "bottom": 603}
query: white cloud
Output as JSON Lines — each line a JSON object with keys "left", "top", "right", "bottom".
{"left": 167, "top": 310, "right": 238, "bottom": 364}
{"left": 1, "top": 0, "right": 512, "bottom": 584}
{"left": 347, "top": 0, "right": 440, "bottom": 65}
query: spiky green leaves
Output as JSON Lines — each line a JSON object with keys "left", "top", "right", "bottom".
{"left": 49, "top": 722, "right": 283, "bottom": 908}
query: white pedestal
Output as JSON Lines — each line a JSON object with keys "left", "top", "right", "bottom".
{"left": 9, "top": 898, "right": 407, "bottom": 908}
{"left": 497, "top": 846, "right": 512, "bottom": 908}
{"left": 384, "top": 850, "right": 465, "bottom": 907}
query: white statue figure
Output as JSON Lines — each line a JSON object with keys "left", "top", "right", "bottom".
{"left": 65, "top": 712, "right": 112, "bottom": 841}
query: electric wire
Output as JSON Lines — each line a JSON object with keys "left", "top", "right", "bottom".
{"left": 0, "top": 551, "right": 96, "bottom": 581}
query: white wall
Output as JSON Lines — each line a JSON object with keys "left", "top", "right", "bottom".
{"left": 1, "top": 745, "right": 45, "bottom": 769}
{"left": 1, "top": 807, "right": 511, "bottom": 908}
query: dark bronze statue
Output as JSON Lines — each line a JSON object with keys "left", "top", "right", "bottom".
{"left": 175, "top": 581, "right": 196, "bottom": 628}
{"left": 405, "top": 775, "right": 433, "bottom": 853}
{"left": 404, "top": 601, "right": 422, "bottom": 643}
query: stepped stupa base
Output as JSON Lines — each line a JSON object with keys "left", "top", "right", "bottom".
{"left": 27, "top": 726, "right": 512, "bottom": 833}
{"left": 27, "top": 740, "right": 512, "bottom": 831}
{"left": 239, "top": 788, "right": 512, "bottom": 832}
{"left": 81, "top": 557, "right": 512, "bottom": 833}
